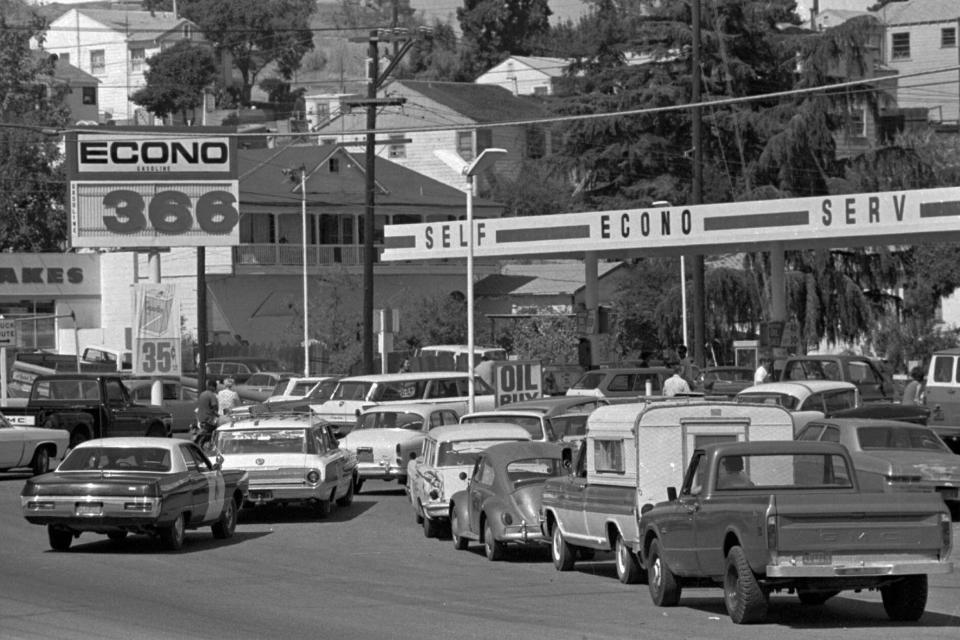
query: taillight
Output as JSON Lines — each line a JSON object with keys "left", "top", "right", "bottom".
{"left": 501, "top": 512, "right": 514, "bottom": 526}
{"left": 766, "top": 515, "right": 777, "bottom": 550}
{"left": 941, "top": 512, "right": 952, "bottom": 557}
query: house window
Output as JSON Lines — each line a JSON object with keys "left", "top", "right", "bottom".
{"left": 845, "top": 108, "right": 865, "bottom": 137}
{"left": 130, "top": 48, "right": 145, "bottom": 73}
{"left": 526, "top": 125, "right": 546, "bottom": 159}
{"left": 943, "top": 28, "right": 957, "bottom": 48}
{"left": 533, "top": 85, "right": 548, "bottom": 96}
{"left": 388, "top": 134, "right": 406, "bottom": 158}
{"left": 456, "top": 130, "right": 473, "bottom": 160}
{"left": 476, "top": 128, "right": 492, "bottom": 153}
{"left": 82, "top": 86, "right": 97, "bottom": 105}
{"left": 891, "top": 32, "right": 910, "bottom": 59}
{"left": 90, "top": 50, "right": 105, "bottom": 75}
{"left": 329, "top": 158, "right": 339, "bottom": 172}
{"left": 182, "top": 24, "right": 192, "bottom": 39}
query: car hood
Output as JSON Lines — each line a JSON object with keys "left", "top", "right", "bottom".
{"left": 342, "top": 429, "right": 421, "bottom": 449}
{"left": 858, "top": 450, "right": 960, "bottom": 481}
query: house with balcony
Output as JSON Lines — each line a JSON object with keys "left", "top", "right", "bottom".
{"left": 38, "top": 8, "right": 205, "bottom": 124}
{"left": 312, "top": 80, "right": 549, "bottom": 191}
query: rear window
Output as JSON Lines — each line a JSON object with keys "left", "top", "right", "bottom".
{"left": 931, "top": 356, "right": 956, "bottom": 383}
{"left": 356, "top": 411, "right": 424, "bottom": 430}
{"left": 736, "top": 392, "right": 799, "bottom": 411}
{"left": 505, "top": 457, "right": 566, "bottom": 488}
{"left": 215, "top": 428, "right": 309, "bottom": 454}
{"left": 570, "top": 372, "right": 605, "bottom": 390}
{"left": 856, "top": 426, "right": 950, "bottom": 451}
{"left": 716, "top": 453, "right": 853, "bottom": 489}
{"left": 462, "top": 415, "right": 545, "bottom": 439}
{"left": 436, "top": 438, "right": 525, "bottom": 466}
{"left": 331, "top": 381, "right": 374, "bottom": 401}
{"left": 60, "top": 446, "right": 171, "bottom": 472}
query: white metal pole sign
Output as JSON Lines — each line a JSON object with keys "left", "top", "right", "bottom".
{"left": 133, "top": 283, "right": 181, "bottom": 376}
{"left": 494, "top": 360, "right": 542, "bottom": 407}
{"left": 0, "top": 319, "right": 17, "bottom": 347}
{"left": 66, "top": 128, "right": 240, "bottom": 248}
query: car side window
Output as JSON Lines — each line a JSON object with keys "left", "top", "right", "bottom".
{"left": 821, "top": 426, "right": 841, "bottom": 443}
{"left": 608, "top": 375, "right": 630, "bottom": 392}
{"left": 682, "top": 453, "right": 705, "bottom": 496}
{"left": 105, "top": 379, "right": 124, "bottom": 403}
{"left": 796, "top": 425, "right": 822, "bottom": 441}
{"left": 931, "top": 356, "right": 955, "bottom": 383}
{"left": 180, "top": 443, "right": 208, "bottom": 471}
{"left": 824, "top": 390, "right": 856, "bottom": 412}
{"left": 803, "top": 392, "right": 824, "bottom": 413}
{"left": 479, "top": 459, "right": 495, "bottom": 485}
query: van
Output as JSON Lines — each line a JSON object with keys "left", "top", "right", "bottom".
{"left": 311, "top": 371, "right": 497, "bottom": 434}
{"left": 414, "top": 345, "right": 507, "bottom": 371}
{"left": 923, "top": 348, "right": 960, "bottom": 451}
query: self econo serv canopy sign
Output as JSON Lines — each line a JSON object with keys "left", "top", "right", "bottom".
{"left": 380, "top": 186, "right": 960, "bottom": 261}
{"left": 67, "top": 127, "right": 240, "bottom": 248}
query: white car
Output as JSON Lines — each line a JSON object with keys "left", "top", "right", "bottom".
{"left": 213, "top": 412, "right": 357, "bottom": 517}
{"left": 459, "top": 410, "right": 559, "bottom": 442}
{"left": 340, "top": 403, "right": 461, "bottom": 493}
{"left": 264, "top": 376, "right": 341, "bottom": 403}
{"left": 407, "top": 423, "right": 531, "bottom": 538}
{"left": 0, "top": 412, "right": 69, "bottom": 475}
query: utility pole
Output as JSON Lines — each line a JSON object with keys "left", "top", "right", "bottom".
{"left": 691, "top": 0, "right": 706, "bottom": 371}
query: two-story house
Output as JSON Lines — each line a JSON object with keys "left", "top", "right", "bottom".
{"left": 38, "top": 8, "right": 205, "bottom": 124}
{"left": 313, "top": 80, "right": 549, "bottom": 191}
{"left": 50, "top": 56, "right": 100, "bottom": 124}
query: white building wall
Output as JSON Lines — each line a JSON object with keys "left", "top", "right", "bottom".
{"left": 475, "top": 61, "right": 555, "bottom": 96}
{"left": 884, "top": 21, "right": 960, "bottom": 123}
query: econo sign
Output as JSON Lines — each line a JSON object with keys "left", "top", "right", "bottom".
{"left": 67, "top": 129, "right": 240, "bottom": 248}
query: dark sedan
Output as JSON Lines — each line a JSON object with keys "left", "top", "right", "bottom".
{"left": 21, "top": 437, "right": 248, "bottom": 551}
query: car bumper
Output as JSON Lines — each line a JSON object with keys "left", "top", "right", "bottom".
{"left": 766, "top": 556, "right": 953, "bottom": 578}
{"left": 356, "top": 461, "right": 405, "bottom": 481}
{"left": 245, "top": 482, "right": 334, "bottom": 505}
{"left": 422, "top": 500, "right": 450, "bottom": 520}
{"left": 498, "top": 522, "right": 548, "bottom": 544}
{"left": 22, "top": 495, "right": 161, "bottom": 528}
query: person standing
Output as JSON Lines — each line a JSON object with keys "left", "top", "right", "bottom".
{"left": 676, "top": 345, "right": 695, "bottom": 387}
{"left": 217, "top": 377, "right": 240, "bottom": 415}
{"left": 196, "top": 379, "right": 220, "bottom": 432}
{"left": 901, "top": 366, "right": 925, "bottom": 405}
{"left": 663, "top": 364, "right": 692, "bottom": 397}
{"left": 754, "top": 356, "right": 773, "bottom": 385}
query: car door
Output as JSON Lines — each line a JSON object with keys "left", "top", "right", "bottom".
{"left": 551, "top": 440, "right": 591, "bottom": 544}
{"left": 467, "top": 457, "right": 491, "bottom": 534}
{"left": 104, "top": 378, "right": 143, "bottom": 436}
{"left": 317, "top": 426, "right": 347, "bottom": 497}
{"left": 410, "top": 438, "right": 434, "bottom": 507}
{"left": 0, "top": 417, "right": 26, "bottom": 469}
{"left": 178, "top": 442, "right": 216, "bottom": 524}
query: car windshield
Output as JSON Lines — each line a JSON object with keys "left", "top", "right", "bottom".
{"left": 505, "top": 457, "right": 566, "bottom": 488}
{"left": 216, "top": 429, "right": 307, "bottom": 454}
{"left": 59, "top": 447, "right": 171, "bottom": 472}
{"left": 551, "top": 414, "right": 589, "bottom": 439}
{"left": 330, "top": 381, "right": 374, "bottom": 401}
{"left": 356, "top": 412, "right": 424, "bottom": 431}
{"left": 736, "top": 393, "right": 799, "bottom": 411}
{"left": 461, "top": 415, "right": 544, "bottom": 439}
{"left": 570, "top": 372, "right": 605, "bottom": 390}
{"left": 436, "top": 439, "right": 523, "bottom": 466}
{"left": 310, "top": 379, "right": 339, "bottom": 402}
{"left": 856, "top": 426, "right": 950, "bottom": 451}
{"left": 372, "top": 380, "right": 429, "bottom": 402}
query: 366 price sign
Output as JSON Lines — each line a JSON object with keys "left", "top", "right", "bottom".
{"left": 136, "top": 338, "right": 181, "bottom": 376}
{"left": 70, "top": 181, "right": 240, "bottom": 247}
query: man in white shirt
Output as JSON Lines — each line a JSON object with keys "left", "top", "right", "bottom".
{"left": 217, "top": 377, "right": 241, "bottom": 415}
{"left": 754, "top": 357, "right": 772, "bottom": 385}
{"left": 663, "top": 364, "right": 691, "bottom": 397}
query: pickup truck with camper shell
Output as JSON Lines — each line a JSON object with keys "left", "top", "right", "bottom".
{"left": 2, "top": 374, "right": 172, "bottom": 447}
{"left": 540, "top": 400, "right": 796, "bottom": 583}
{"left": 639, "top": 440, "right": 953, "bottom": 624}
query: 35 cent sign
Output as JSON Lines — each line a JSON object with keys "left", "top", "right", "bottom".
{"left": 66, "top": 128, "right": 239, "bottom": 248}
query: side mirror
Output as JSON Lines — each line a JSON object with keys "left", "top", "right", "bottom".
{"left": 561, "top": 446, "right": 573, "bottom": 468}
{"left": 458, "top": 471, "right": 467, "bottom": 480}
{"left": 667, "top": 486, "right": 677, "bottom": 501}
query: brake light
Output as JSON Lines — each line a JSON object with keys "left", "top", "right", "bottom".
{"left": 942, "top": 512, "right": 952, "bottom": 557}
{"left": 766, "top": 514, "right": 777, "bottom": 550}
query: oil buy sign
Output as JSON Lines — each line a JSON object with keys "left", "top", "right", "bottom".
{"left": 494, "top": 361, "right": 542, "bottom": 407}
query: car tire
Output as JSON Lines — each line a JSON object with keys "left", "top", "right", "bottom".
{"left": 212, "top": 497, "right": 237, "bottom": 539}
{"left": 450, "top": 509, "right": 469, "bottom": 551}
{"left": 797, "top": 589, "right": 838, "bottom": 605}
{"left": 483, "top": 519, "right": 504, "bottom": 561}
{"left": 107, "top": 530, "right": 127, "bottom": 543}
{"left": 723, "top": 545, "right": 768, "bottom": 624}
{"left": 647, "top": 538, "right": 681, "bottom": 606}
{"left": 31, "top": 447, "right": 50, "bottom": 476}
{"left": 551, "top": 525, "right": 575, "bottom": 571}
{"left": 336, "top": 476, "right": 355, "bottom": 507}
{"left": 615, "top": 534, "right": 643, "bottom": 584}
{"left": 422, "top": 514, "right": 440, "bottom": 538}
{"left": 160, "top": 512, "right": 186, "bottom": 551}
{"left": 68, "top": 426, "right": 91, "bottom": 449}
{"left": 354, "top": 477, "right": 365, "bottom": 495}
{"left": 48, "top": 526, "right": 73, "bottom": 551}
{"left": 414, "top": 501, "right": 424, "bottom": 525}
{"left": 881, "top": 575, "right": 927, "bottom": 621}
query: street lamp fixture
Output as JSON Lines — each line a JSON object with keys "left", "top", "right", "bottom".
{"left": 435, "top": 147, "right": 507, "bottom": 413}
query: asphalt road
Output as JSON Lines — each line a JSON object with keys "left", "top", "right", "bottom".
{"left": 1, "top": 474, "right": 959, "bottom": 640}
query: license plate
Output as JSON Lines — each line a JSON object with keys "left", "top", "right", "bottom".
{"left": 249, "top": 490, "right": 273, "bottom": 501}
{"left": 357, "top": 448, "right": 374, "bottom": 462}
{"left": 802, "top": 551, "right": 832, "bottom": 565}
{"left": 75, "top": 503, "right": 103, "bottom": 516}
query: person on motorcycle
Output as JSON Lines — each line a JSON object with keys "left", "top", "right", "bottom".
{"left": 194, "top": 379, "right": 220, "bottom": 447}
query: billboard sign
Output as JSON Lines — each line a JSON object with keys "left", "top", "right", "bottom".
{"left": 67, "top": 128, "right": 239, "bottom": 248}
{"left": 132, "top": 283, "right": 181, "bottom": 377}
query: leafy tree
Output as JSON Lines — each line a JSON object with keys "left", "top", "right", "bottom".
{"left": 457, "top": 0, "right": 552, "bottom": 78}
{"left": 131, "top": 41, "right": 217, "bottom": 123}
{"left": 396, "top": 291, "right": 467, "bottom": 350}
{"left": 298, "top": 267, "right": 363, "bottom": 374}
{"left": 179, "top": 0, "right": 316, "bottom": 104}
{"left": 0, "top": 3, "right": 69, "bottom": 251}
{"left": 400, "top": 20, "right": 466, "bottom": 81}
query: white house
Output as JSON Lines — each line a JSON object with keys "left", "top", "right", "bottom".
{"left": 38, "top": 8, "right": 205, "bottom": 124}
{"left": 474, "top": 56, "right": 569, "bottom": 96}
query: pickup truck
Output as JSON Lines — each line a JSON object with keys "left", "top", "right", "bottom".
{"left": 638, "top": 440, "right": 953, "bottom": 624}
{"left": 3, "top": 374, "right": 172, "bottom": 447}
{"left": 8, "top": 346, "right": 132, "bottom": 398}
{"left": 777, "top": 355, "right": 895, "bottom": 403}
{"left": 540, "top": 400, "right": 796, "bottom": 584}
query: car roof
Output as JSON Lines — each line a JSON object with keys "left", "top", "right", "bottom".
{"left": 738, "top": 380, "right": 857, "bottom": 396}
{"left": 427, "top": 423, "right": 532, "bottom": 442}
{"left": 336, "top": 371, "right": 471, "bottom": 383}
{"left": 218, "top": 413, "right": 317, "bottom": 430}
{"left": 699, "top": 440, "right": 849, "bottom": 457}
{"left": 501, "top": 396, "right": 604, "bottom": 412}
{"left": 463, "top": 410, "right": 544, "bottom": 420}
{"left": 72, "top": 437, "right": 182, "bottom": 450}
{"left": 806, "top": 417, "right": 934, "bottom": 430}
{"left": 359, "top": 403, "right": 449, "bottom": 415}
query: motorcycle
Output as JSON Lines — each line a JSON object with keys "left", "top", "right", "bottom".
{"left": 190, "top": 418, "right": 219, "bottom": 453}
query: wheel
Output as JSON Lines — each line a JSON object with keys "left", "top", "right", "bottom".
{"left": 69, "top": 427, "right": 91, "bottom": 449}
{"left": 354, "top": 477, "right": 365, "bottom": 495}
{"left": 48, "top": 526, "right": 73, "bottom": 551}
{"left": 615, "top": 534, "right": 643, "bottom": 584}
{"left": 483, "top": 519, "right": 505, "bottom": 561}
{"left": 450, "top": 509, "right": 469, "bottom": 551}
{"left": 647, "top": 538, "right": 681, "bottom": 606}
{"left": 31, "top": 447, "right": 51, "bottom": 475}
{"left": 212, "top": 497, "right": 237, "bottom": 539}
{"left": 107, "top": 531, "right": 127, "bottom": 543}
{"left": 797, "top": 589, "right": 838, "bottom": 605}
{"left": 881, "top": 575, "right": 928, "bottom": 621}
{"left": 336, "top": 476, "right": 355, "bottom": 507}
{"left": 723, "top": 545, "right": 768, "bottom": 624}
{"left": 146, "top": 422, "right": 166, "bottom": 437}
{"left": 422, "top": 513, "right": 440, "bottom": 538}
{"left": 551, "top": 525, "right": 576, "bottom": 571}
{"left": 160, "top": 513, "right": 186, "bottom": 550}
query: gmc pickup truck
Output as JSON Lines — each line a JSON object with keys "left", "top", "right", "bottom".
{"left": 3, "top": 374, "right": 172, "bottom": 447}
{"left": 639, "top": 440, "right": 953, "bottom": 624}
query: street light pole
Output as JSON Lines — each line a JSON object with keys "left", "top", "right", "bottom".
{"left": 300, "top": 169, "right": 309, "bottom": 377}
